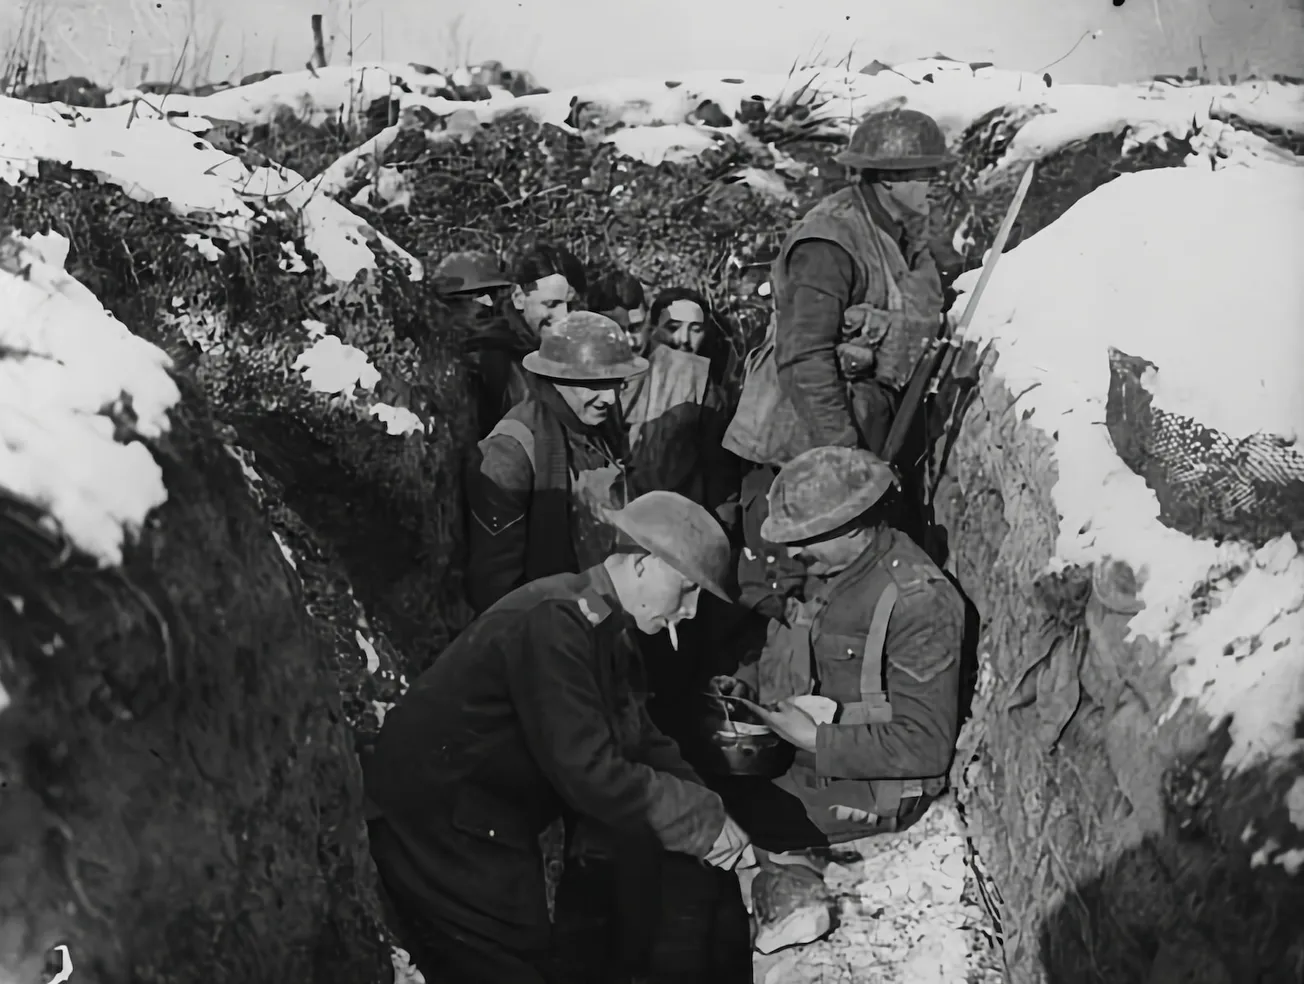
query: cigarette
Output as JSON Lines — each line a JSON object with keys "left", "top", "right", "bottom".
{"left": 667, "top": 622, "right": 679, "bottom": 651}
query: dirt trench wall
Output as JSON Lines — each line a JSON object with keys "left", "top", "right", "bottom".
{"left": 0, "top": 388, "right": 390, "bottom": 984}
{"left": 936, "top": 353, "right": 1304, "bottom": 984}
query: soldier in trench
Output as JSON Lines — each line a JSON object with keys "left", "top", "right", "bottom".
{"left": 464, "top": 311, "right": 642, "bottom": 615}
{"left": 364, "top": 491, "right": 753, "bottom": 984}
{"left": 588, "top": 270, "right": 649, "bottom": 352}
{"left": 613, "top": 284, "right": 748, "bottom": 775}
{"left": 709, "top": 445, "right": 964, "bottom": 855}
{"left": 431, "top": 250, "right": 518, "bottom": 439}
{"left": 459, "top": 242, "right": 589, "bottom": 440}
{"left": 723, "top": 108, "right": 952, "bottom": 628}
{"left": 648, "top": 287, "right": 740, "bottom": 405}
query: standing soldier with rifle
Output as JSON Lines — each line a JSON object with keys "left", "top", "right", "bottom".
{"left": 723, "top": 108, "right": 952, "bottom": 613}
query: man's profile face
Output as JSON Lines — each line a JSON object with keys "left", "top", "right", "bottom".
{"left": 513, "top": 274, "right": 574, "bottom": 332}
{"left": 630, "top": 555, "right": 701, "bottom": 638}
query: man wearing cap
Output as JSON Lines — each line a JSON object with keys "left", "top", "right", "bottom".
{"left": 465, "top": 312, "right": 643, "bottom": 614}
{"left": 723, "top": 110, "right": 952, "bottom": 621}
{"left": 459, "top": 243, "right": 589, "bottom": 438}
{"left": 431, "top": 250, "right": 522, "bottom": 439}
{"left": 364, "top": 491, "right": 752, "bottom": 983}
{"left": 710, "top": 446, "right": 965, "bottom": 850}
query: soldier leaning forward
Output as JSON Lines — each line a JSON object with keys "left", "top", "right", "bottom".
{"left": 364, "top": 492, "right": 753, "bottom": 984}
{"left": 711, "top": 446, "right": 965, "bottom": 848}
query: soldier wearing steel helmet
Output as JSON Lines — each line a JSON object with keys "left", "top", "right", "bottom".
{"left": 710, "top": 446, "right": 965, "bottom": 850}
{"left": 724, "top": 109, "right": 951, "bottom": 621}
{"left": 466, "top": 311, "right": 645, "bottom": 613}
{"left": 433, "top": 250, "right": 523, "bottom": 438}
{"left": 365, "top": 491, "right": 753, "bottom": 983}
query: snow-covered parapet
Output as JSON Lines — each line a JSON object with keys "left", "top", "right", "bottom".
{"left": 955, "top": 161, "right": 1304, "bottom": 800}
{"left": 0, "top": 231, "right": 180, "bottom": 567}
{"left": 79, "top": 59, "right": 1304, "bottom": 182}
{"left": 104, "top": 63, "right": 452, "bottom": 123}
{"left": 395, "top": 63, "right": 1302, "bottom": 177}
{"left": 0, "top": 95, "right": 420, "bottom": 283}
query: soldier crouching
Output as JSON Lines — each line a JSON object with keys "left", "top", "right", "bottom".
{"left": 710, "top": 445, "right": 965, "bottom": 850}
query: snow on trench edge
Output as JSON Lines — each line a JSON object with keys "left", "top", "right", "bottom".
{"left": 952, "top": 163, "right": 1304, "bottom": 860}
{"left": 0, "top": 95, "right": 422, "bottom": 285}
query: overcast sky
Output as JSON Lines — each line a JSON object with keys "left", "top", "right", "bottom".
{"left": 6, "top": 0, "right": 1303, "bottom": 90}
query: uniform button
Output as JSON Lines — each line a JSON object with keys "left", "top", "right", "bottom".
{"left": 489, "top": 829, "right": 496, "bottom": 837}
{"left": 891, "top": 559, "right": 899, "bottom": 568}
{"left": 766, "top": 555, "right": 775, "bottom": 563}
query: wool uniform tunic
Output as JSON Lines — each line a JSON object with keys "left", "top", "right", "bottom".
{"left": 364, "top": 565, "right": 727, "bottom": 974}
{"left": 725, "top": 526, "right": 964, "bottom": 847}
{"left": 465, "top": 384, "right": 630, "bottom": 613}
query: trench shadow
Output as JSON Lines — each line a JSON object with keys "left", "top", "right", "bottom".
{"left": 1034, "top": 733, "right": 1304, "bottom": 984}
{"left": 946, "top": 569, "right": 983, "bottom": 728}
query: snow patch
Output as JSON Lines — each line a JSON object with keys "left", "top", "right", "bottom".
{"left": 0, "top": 95, "right": 421, "bottom": 284}
{"left": 373, "top": 701, "right": 396, "bottom": 729}
{"left": 369, "top": 403, "right": 425, "bottom": 436}
{"left": 1287, "top": 777, "right": 1304, "bottom": 831}
{"left": 0, "top": 231, "right": 180, "bottom": 566}
{"left": 357, "top": 631, "right": 381, "bottom": 674}
{"left": 182, "top": 234, "right": 224, "bottom": 262}
{"left": 290, "top": 328, "right": 428, "bottom": 438}
{"left": 272, "top": 532, "right": 298, "bottom": 570}
{"left": 955, "top": 163, "right": 1304, "bottom": 771}
{"left": 604, "top": 123, "right": 722, "bottom": 165}
{"left": 293, "top": 335, "right": 381, "bottom": 395}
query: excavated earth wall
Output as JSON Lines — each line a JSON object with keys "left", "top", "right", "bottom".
{"left": 0, "top": 387, "right": 390, "bottom": 984}
{"left": 935, "top": 351, "right": 1304, "bottom": 984}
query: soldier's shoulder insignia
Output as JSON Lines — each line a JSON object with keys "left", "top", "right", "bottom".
{"left": 576, "top": 594, "right": 611, "bottom": 625}
{"left": 884, "top": 549, "right": 947, "bottom": 596}
{"left": 471, "top": 507, "right": 525, "bottom": 536}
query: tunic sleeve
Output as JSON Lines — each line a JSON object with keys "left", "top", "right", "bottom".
{"left": 506, "top": 603, "right": 726, "bottom": 856}
{"left": 465, "top": 433, "right": 532, "bottom": 612}
{"left": 775, "top": 239, "right": 860, "bottom": 449}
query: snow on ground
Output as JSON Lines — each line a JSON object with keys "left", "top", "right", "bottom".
{"left": 0, "top": 95, "right": 419, "bottom": 283}
{"left": 953, "top": 162, "right": 1304, "bottom": 849}
{"left": 0, "top": 230, "right": 179, "bottom": 568}
{"left": 751, "top": 797, "right": 999, "bottom": 984}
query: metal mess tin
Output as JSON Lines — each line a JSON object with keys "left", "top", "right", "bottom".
{"left": 700, "top": 720, "right": 795, "bottom": 779}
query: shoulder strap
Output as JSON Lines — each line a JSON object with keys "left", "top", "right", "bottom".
{"left": 858, "top": 581, "right": 898, "bottom": 710}
{"left": 836, "top": 582, "right": 898, "bottom": 728}
{"left": 486, "top": 417, "right": 537, "bottom": 473}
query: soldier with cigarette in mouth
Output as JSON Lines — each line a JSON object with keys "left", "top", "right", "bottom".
{"left": 364, "top": 491, "right": 753, "bottom": 983}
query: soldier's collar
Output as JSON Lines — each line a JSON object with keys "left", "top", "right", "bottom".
{"left": 577, "top": 563, "right": 622, "bottom": 625}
